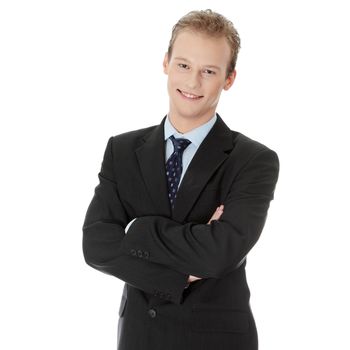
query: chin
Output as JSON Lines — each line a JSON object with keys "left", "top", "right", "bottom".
{"left": 177, "top": 109, "right": 201, "bottom": 119}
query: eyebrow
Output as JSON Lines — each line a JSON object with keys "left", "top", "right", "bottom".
{"left": 173, "top": 57, "right": 221, "bottom": 71}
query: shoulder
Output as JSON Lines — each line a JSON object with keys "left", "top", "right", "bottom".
{"left": 228, "top": 129, "right": 279, "bottom": 171}
{"left": 235, "top": 133, "right": 280, "bottom": 180}
{"left": 105, "top": 124, "right": 158, "bottom": 153}
{"left": 217, "top": 114, "right": 278, "bottom": 161}
{"left": 234, "top": 131, "right": 277, "bottom": 154}
{"left": 112, "top": 124, "right": 157, "bottom": 143}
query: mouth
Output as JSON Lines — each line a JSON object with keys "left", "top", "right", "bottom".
{"left": 177, "top": 89, "right": 203, "bottom": 100}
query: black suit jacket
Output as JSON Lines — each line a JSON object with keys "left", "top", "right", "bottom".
{"left": 82, "top": 114, "right": 279, "bottom": 350}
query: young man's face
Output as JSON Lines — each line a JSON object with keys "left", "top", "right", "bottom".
{"left": 163, "top": 30, "right": 236, "bottom": 123}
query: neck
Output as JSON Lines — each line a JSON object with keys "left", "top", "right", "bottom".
{"left": 168, "top": 114, "right": 215, "bottom": 134}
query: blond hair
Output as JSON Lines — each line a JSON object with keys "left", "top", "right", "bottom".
{"left": 167, "top": 9, "right": 241, "bottom": 78}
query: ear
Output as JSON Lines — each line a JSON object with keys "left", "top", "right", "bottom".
{"left": 163, "top": 53, "right": 169, "bottom": 74}
{"left": 223, "top": 69, "right": 237, "bottom": 91}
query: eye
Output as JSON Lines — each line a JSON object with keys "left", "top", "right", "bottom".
{"left": 203, "top": 69, "right": 216, "bottom": 75}
{"left": 178, "top": 63, "right": 189, "bottom": 69}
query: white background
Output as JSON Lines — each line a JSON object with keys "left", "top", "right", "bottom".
{"left": 1, "top": 0, "right": 349, "bottom": 349}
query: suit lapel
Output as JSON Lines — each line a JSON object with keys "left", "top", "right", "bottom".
{"left": 135, "top": 116, "right": 171, "bottom": 217}
{"left": 135, "top": 114, "right": 234, "bottom": 223}
{"left": 172, "top": 114, "right": 233, "bottom": 222}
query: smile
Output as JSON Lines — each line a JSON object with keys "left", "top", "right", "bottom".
{"left": 177, "top": 89, "right": 203, "bottom": 100}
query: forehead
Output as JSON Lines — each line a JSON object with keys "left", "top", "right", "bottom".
{"left": 171, "top": 30, "right": 231, "bottom": 68}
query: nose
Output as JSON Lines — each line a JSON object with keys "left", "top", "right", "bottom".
{"left": 186, "top": 71, "right": 201, "bottom": 90}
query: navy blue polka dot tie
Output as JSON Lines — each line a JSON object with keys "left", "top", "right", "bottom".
{"left": 166, "top": 135, "right": 192, "bottom": 209}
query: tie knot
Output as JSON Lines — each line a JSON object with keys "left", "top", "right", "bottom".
{"left": 169, "top": 135, "right": 191, "bottom": 153}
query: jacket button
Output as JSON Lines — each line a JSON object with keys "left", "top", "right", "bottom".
{"left": 130, "top": 249, "right": 137, "bottom": 256}
{"left": 144, "top": 251, "right": 149, "bottom": 259}
{"left": 148, "top": 308, "right": 157, "bottom": 318}
{"left": 137, "top": 249, "right": 143, "bottom": 258}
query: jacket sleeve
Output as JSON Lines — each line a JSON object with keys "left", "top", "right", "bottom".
{"left": 82, "top": 136, "right": 189, "bottom": 305}
{"left": 119, "top": 148, "right": 280, "bottom": 279}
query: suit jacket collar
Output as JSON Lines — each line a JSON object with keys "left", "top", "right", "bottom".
{"left": 135, "top": 113, "right": 234, "bottom": 223}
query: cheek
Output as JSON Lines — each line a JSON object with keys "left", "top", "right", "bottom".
{"left": 207, "top": 83, "right": 224, "bottom": 98}
{"left": 168, "top": 72, "right": 182, "bottom": 86}
{"left": 205, "top": 87, "right": 223, "bottom": 106}
{"left": 167, "top": 76, "right": 179, "bottom": 97}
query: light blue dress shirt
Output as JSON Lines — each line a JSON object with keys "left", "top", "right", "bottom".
{"left": 125, "top": 113, "right": 217, "bottom": 233}
{"left": 164, "top": 113, "right": 217, "bottom": 189}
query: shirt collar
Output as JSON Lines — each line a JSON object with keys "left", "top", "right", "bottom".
{"left": 164, "top": 114, "right": 217, "bottom": 147}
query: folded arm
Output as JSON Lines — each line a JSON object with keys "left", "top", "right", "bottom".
{"left": 119, "top": 148, "right": 280, "bottom": 279}
{"left": 82, "top": 137, "right": 189, "bottom": 304}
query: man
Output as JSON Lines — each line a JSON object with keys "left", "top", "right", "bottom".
{"left": 82, "top": 9, "right": 279, "bottom": 350}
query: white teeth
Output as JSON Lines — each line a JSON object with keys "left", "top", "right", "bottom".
{"left": 180, "top": 90, "right": 201, "bottom": 99}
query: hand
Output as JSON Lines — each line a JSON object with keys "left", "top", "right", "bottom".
{"left": 207, "top": 204, "right": 224, "bottom": 224}
{"left": 187, "top": 205, "right": 224, "bottom": 284}
{"left": 187, "top": 275, "right": 202, "bottom": 283}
